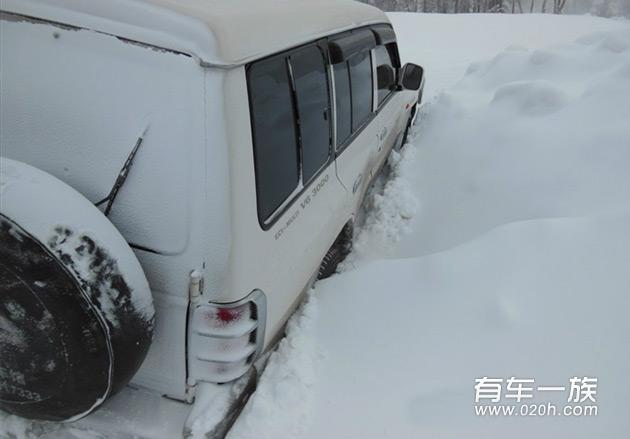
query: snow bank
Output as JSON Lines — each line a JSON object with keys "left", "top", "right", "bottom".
{"left": 344, "top": 144, "right": 420, "bottom": 265}
{"left": 306, "top": 212, "right": 630, "bottom": 438}
{"left": 390, "top": 13, "right": 630, "bottom": 98}
{"left": 227, "top": 293, "right": 322, "bottom": 439}
{"left": 397, "top": 26, "right": 630, "bottom": 259}
{"left": 235, "top": 13, "right": 630, "bottom": 439}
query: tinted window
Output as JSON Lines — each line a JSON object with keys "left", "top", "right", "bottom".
{"left": 333, "top": 62, "right": 352, "bottom": 147}
{"left": 386, "top": 42, "right": 401, "bottom": 68}
{"left": 248, "top": 56, "right": 299, "bottom": 222}
{"left": 348, "top": 51, "right": 373, "bottom": 131}
{"left": 374, "top": 45, "right": 396, "bottom": 105}
{"left": 291, "top": 46, "right": 331, "bottom": 183}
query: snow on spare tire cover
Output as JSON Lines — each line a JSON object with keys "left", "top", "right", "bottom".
{"left": 0, "top": 158, "right": 154, "bottom": 421}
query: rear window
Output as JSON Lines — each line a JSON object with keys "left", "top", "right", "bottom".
{"left": 248, "top": 56, "right": 299, "bottom": 222}
{"left": 248, "top": 43, "right": 332, "bottom": 225}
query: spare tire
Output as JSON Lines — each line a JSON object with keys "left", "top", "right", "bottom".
{"left": 0, "top": 158, "right": 155, "bottom": 422}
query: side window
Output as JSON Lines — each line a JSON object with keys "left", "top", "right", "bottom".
{"left": 386, "top": 42, "right": 401, "bottom": 69}
{"left": 374, "top": 45, "right": 396, "bottom": 105}
{"left": 290, "top": 46, "right": 331, "bottom": 183}
{"left": 348, "top": 51, "right": 373, "bottom": 131}
{"left": 333, "top": 62, "right": 352, "bottom": 147}
{"left": 248, "top": 56, "right": 299, "bottom": 222}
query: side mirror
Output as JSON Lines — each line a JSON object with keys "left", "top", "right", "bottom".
{"left": 400, "top": 63, "right": 424, "bottom": 91}
{"left": 376, "top": 64, "right": 395, "bottom": 90}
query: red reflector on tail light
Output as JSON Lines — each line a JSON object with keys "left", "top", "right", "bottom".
{"left": 200, "top": 302, "right": 251, "bottom": 329}
{"left": 216, "top": 307, "right": 240, "bottom": 323}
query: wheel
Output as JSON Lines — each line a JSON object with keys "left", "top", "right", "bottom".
{"left": 400, "top": 114, "right": 414, "bottom": 148}
{"left": 318, "top": 224, "right": 353, "bottom": 280}
{"left": 0, "top": 158, "right": 155, "bottom": 421}
{"left": 317, "top": 245, "right": 345, "bottom": 280}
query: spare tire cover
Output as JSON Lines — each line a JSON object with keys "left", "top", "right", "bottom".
{"left": 0, "top": 158, "right": 155, "bottom": 422}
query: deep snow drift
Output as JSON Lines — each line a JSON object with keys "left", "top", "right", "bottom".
{"left": 228, "top": 13, "right": 630, "bottom": 439}
{"left": 392, "top": 12, "right": 630, "bottom": 98}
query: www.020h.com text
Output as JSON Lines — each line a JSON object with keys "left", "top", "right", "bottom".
{"left": 475, "top": 403, "right": 598, "bottom": 417}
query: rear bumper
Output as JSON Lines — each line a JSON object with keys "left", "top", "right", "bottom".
{"left": 11, "top": 368, "right": 258, "bottom": 439}
{"left": 0, "top": 386, "right": 191, "bottom": 439}
{"left": 70, "top": 386, "right": 192, "bottom": 439}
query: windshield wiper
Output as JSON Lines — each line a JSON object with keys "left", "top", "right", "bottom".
{"left": 96, "top": 127, "right": 148, "bottom": 216}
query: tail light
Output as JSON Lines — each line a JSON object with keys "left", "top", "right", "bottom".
{"left": 187, "top": 289, "right": 266, "bottom": 384}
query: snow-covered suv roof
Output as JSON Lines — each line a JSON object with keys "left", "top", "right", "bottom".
{"left": 1, "top": 0, "right": 388, "bottom": 66}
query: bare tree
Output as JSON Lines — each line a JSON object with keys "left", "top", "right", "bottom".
{"left": 357, "top": 0, "right": 629, "bottom": 16}
{"left": 553, "top": 0, "right": 567, "bottom": 13}
{"left": 511, "top": 0, "right": 523, "bottom": 13}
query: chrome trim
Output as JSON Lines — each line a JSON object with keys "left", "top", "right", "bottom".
{"left": 196, "top": 345, "right": 256, "bottom": 364}
{"left": 370, "top": 50, "right": 378, "bottom": 111}
{"left": 194, "top": 321, "right": 259, "bottom": 339}
{"left": 262, "top": 180, "right": 304, "bottom": 226}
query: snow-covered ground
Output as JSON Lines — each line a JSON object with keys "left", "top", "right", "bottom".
{"left": 227, "top": 13, "right": 630, "bottom": 439}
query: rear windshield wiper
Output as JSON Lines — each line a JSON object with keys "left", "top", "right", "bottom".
{"left": 96, "top": 127, "right": 148, "bottom": 216}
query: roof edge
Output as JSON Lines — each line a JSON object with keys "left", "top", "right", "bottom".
{"left": 1, "top": 0, "right": 390, "bottom": 67}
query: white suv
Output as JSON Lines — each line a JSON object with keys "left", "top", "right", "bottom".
{"left": 0, "top": 0, "right": 424, "bottom": 436}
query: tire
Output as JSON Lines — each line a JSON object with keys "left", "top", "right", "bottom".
{"left": 0, "top": 158, "right": 155, "bottom": 421}
{"left": 318, "top": 224, "right": 353, "bottom": 280}
{"left": 317, "top": 245, "right": 345, "bottom": 280}
{"left": 400, "top": 114, "right": 413, "bottom": 148}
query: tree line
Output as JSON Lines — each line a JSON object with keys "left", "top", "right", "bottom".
{"left": 357, "top": 0, "right": 629, "bottom": 16}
